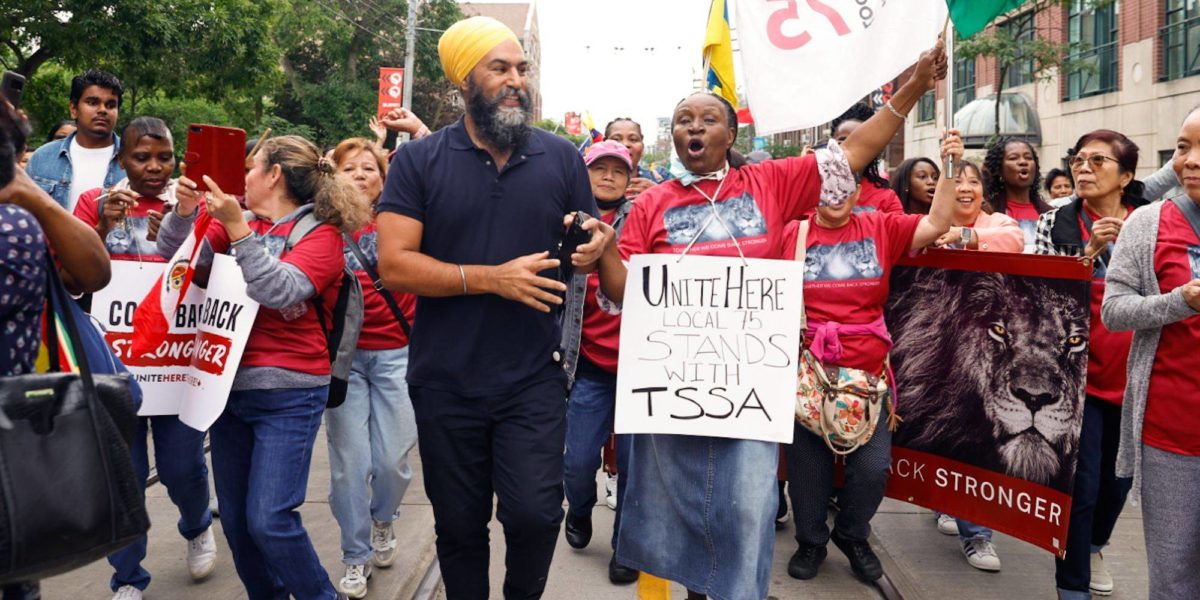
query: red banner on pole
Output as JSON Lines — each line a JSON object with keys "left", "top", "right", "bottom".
{"left": 377, "top": 67, "right": 405, "bottom": 118}
{"left": 564, "top": 112, "right": 582, "bottom": 136}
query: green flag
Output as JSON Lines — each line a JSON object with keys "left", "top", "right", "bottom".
{"left": 947, "top": 0, "right": 1029, "bottom": 38}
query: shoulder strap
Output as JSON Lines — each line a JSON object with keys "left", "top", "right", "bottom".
{"left": 285, "top": 212, "right": 322, "bottom": 252}
{"left": 343, "top": 233, "right": 412, "bottom": 337}
{"left": 796, "top": 219, "right": 810, "bottom": 331}
{"left": 1171, "top": 195, "right": 1200, "bottom": 241}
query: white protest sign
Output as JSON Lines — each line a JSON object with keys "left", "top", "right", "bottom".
{"left": 615, "top": 254, "right": 803, "bottom": 443}
{"left": 732, "top": 0, "right": 946, "bottom": 135}
{"left": 179, "top": 254, "right": 258, "bottom": 430}
{"left": 91, "top": 260, "right": 205, "bottom": 415}
{"left": 90, "top": 256, "right": 258, "bottom": 430}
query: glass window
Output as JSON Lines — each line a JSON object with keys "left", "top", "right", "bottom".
{"left": 1162, "top": 0, "right": 1200, "bottom": 81}
{"left": 1002, "top": 12, "right": 1036, "bottom": 88}
{"left": 918, "top": 90, "right": 936, "bottom": 123}
{"left": 1066, "top": 0, "right": 1119, "bottom": 99}
{"left": 953, "top": 55, "right": 976, "bottom": 116}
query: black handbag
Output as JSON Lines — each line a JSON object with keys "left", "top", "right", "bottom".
{"left": 0, "top": 257, "right": 149, "bottom": 584}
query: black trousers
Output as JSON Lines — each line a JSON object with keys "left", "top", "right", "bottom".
{"left": 409, "top": 366, "right": 568, "bottom": 600}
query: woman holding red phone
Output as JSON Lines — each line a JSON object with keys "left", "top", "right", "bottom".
{"left": 158, "top": 135, "right": 369, "bottom": 600}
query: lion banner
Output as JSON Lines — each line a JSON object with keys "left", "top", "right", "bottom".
{"left": 883, "top": 249, "right": 1091, "bottom": 556}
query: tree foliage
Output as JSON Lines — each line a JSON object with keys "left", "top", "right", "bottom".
{"left": 4, "top": 0, "right": 464, "bottom": 148}
{"left": 954, "top": 0, "right": 1115, "bottom": 144}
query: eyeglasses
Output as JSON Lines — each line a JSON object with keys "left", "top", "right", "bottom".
{"left": 1069, "top": 154, "right": 1121, "bottom": 171}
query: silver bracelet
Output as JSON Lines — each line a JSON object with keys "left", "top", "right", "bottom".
{"left": 458, "top": 264, "right": 468, "bottom": 295}
{"left": 884, "top": 100, "right": 906, "bottom": 120}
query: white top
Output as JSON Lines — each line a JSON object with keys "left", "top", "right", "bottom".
{"left": 67, "top": 138, "right": 115, "bottom": 213}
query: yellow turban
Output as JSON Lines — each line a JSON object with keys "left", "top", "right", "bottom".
{"left": 438, "top": 16, "right": 521, "bottom": 87}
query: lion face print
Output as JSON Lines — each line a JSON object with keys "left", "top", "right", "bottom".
{"left": 804, "top": 238, "right": 882, "bottom": 282}
{"left": 889, "top": 269, "right": 1090, "bottom": 493}
{"left": 662, "top": 193, "right": 767, "bottom": 245}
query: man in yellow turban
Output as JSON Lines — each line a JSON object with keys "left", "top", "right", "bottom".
{"left": 438, "top": 15, "right": 520, "bottom": 88}
{"left": 436, "top": 15, "right": 533, "bottom": 156}
{"left": 375, "top": 13, "right": 615, "bottom": 600}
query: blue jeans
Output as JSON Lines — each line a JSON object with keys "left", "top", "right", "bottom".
{"left": 957, "top": 519, "right": 992, "bottom": 542}
{"left": 562, "top": 365, "right": 631, "bottom": 550}
{"left": 211, "top": 386, "right": 335, "bottom": 600}
{"left": 932, "top": 513, "right": 994, "bottom": 542}
{"left": 1056, "top": 398, "right": 1132, "bottom": 599}
{"left": 326, "top": 347, "right": 417, "bottom": 565}
{"left": 108, "top": 415, "right": 213, "bottom": 591}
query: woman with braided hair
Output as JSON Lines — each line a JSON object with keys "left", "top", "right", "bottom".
{"left": 160, "top": 135, "right": 370, "bottom": 600}
{"left": 983, "top": 137, "right": 1051, "bottom": 252}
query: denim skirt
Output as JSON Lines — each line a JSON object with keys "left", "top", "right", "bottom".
{"left": 615, "top": 433, "right": 778, "bottom": 600}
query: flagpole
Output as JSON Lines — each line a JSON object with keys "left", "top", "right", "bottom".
{"left": 943, "top": 18, "right": 956, "bottom": 178}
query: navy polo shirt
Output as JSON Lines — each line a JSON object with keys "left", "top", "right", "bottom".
{"left": 378, "top": 118, "right": 597, "bottom": 395}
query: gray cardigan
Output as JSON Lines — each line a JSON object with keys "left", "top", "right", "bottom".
{"left": 1100, "top": 199, "right": 1200, "bottom": 496}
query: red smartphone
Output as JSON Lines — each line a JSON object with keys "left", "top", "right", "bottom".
{"left": 184, "top": 124, "right": 247, "bottom": 195}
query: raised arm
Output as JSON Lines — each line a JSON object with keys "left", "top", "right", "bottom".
{"left": 911, "top": 129, "right": 958, "bottom": 250}
{"left": 1143, "top": 160, "right": 1182, "bottom": 201}
{"left": 2, "top": 169, "right": 110, "bottom": 293}
{"left": 842, "top": 39, "right": 947, "bottom": 174}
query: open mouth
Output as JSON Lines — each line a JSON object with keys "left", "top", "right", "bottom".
{"left": 956, "top": 195, "right": 975, "bottom": 205}
{"left": 1017, "top": 169, "right": 1031, "bottom": 180}
{"left": 686, "top": 138, "right": 705, "bottom": 159}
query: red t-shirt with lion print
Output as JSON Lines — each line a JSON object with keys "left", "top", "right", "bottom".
{"left": 781, "top": 212, "right": 922, "bottom": 374}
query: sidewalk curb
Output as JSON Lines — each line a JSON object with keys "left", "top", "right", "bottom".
{"left": 393, "top": 528, "right": 440, "bottom": 600}
{"left": 871, "top": 529, "right": 920, "bottom": 600}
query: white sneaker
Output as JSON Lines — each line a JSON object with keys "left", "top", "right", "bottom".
{"left": 186, "top": 526, "right": 218, "bottom": 581}
{"left": 936, "top": 513, "right": 959, "bottom": 536}
{"left": 370, "top": 519, "right": 397, "bottom": 568}
{"left": 604, "top": 473, "right": 618, "bottom": 510}
{"left": 339, "top": 563, "right": 371, "bottom": 599}
{"left": 1090, "top": 551, "right": 1114, "bottom": 596}
{"left": 112, "top": 585, "right": 142, "bottom": 600}
{"left": 961, "top": 538, "right": 1002, "bottom": 572}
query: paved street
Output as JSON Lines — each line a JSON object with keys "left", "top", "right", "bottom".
{"left": 44, "top": 426, "right": 1150, "bottom": 599}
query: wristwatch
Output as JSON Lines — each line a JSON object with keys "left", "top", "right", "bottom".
{"left": 961, "top": 227, "right": 973, "bottom": 245}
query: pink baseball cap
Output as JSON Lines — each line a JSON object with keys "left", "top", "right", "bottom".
{"left": 584, "top": 140, "right": 633, "bottom": 171}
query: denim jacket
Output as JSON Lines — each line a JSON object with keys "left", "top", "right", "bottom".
{"left": 25, "top": 132, "right": 125, "bottom": 209}
{"left": 560, "top": 200, "right": 634, "bottom": 389}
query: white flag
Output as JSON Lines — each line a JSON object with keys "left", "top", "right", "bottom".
{"left": 732, "top": 0, "right": 947, "bottom": 135}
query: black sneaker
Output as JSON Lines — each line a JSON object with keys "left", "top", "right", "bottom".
{"left": 564, "top": 511, "right": 592, "bottom": 549}
{"left": 831, "top": 532, "right": 883, "bottom": 581}
{"left": 608, "top": 554, "right": 639, "bottom": 584}
{"left": 787, "top": 544, "right": 827, "bottom": 580}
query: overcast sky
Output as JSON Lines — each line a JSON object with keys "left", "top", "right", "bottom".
{"left": 537, "top": 0, "right": 714, "bottom": 142}
{"left": 481, "top": 0, "right": 731, "bottom": 143}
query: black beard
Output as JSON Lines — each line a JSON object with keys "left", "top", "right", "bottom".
{"left": 466, "top": 78, "right": 532, "bottom": 152}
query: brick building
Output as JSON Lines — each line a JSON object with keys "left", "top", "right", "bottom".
{"left": 906, "top": 0, "right": 1200, "bottom": 178}
{"left": 459, "top": 1, "right": 543, "bottom": 120}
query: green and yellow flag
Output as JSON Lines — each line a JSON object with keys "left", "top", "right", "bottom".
{"left": 947, "top": 0, "right": 1029, "bottom": 38}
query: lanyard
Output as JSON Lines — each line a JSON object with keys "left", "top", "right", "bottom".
{"left": 675, "top": 168, "right": 749, "bottom": 266}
